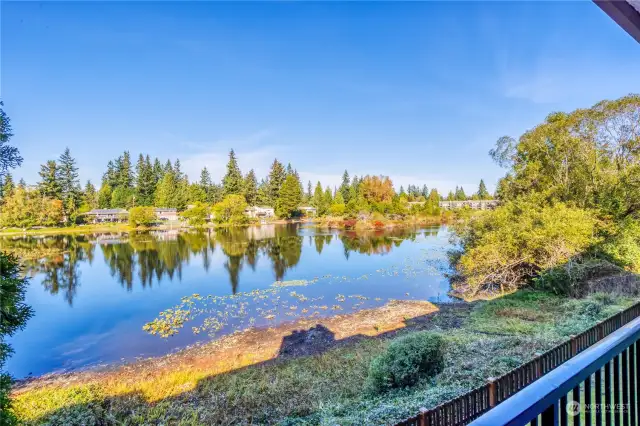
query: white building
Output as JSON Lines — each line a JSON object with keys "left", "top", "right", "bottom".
{"left": 245, "top": 206, "right": 275, "bottom": 218}
{"left": 299, "top": 206, "right": 317, "bottom": 216}
{"left": 154, "top": 208, "right": 178, "bottom": 221}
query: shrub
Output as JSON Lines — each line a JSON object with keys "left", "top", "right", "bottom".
{"left": 534, "top": 258, "right": 624, "bottom": 297}
{"left": 367, "top": 332, "right": 445, "bottom": 394}
{"left": 128, "top": 206, "right": 156, "bottom": 228}
{"left": 213, "top": 195, "right": 248, "bottom": 224}
{"left": 373, "top": 220, "right": 385, "bottom": 229}
{"left": 342, "top": 219, "right": 357, "bottom": 230}
{"left": 450, "top": 199, "right": 600, "bottom": 297}
{"left": 181, "top": 202, "right": 210, "bottom": 228}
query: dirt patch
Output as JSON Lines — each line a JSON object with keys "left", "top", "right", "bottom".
{"left": 13, "top": 300, "right": 452, "bottom": 395}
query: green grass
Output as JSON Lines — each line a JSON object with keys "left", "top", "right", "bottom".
{"left": 12, "top": 291, "right": 638, "bottom": 425}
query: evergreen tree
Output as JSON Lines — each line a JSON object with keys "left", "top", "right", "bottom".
{"left": 312, "top": 181, "right": 325, "bottom": 215}
{"left": 455, "top": 186, "right": 467, "bottom": 200}
{"left": 1, "top": 173, "right": 14, "bottom": 201}
{"left": 38, "top": 160, "right": 62, "bottom": 199}
{"left": 155, "top": 171, "right": 177, "bottom": 208}
{"left": 447, "top": 190, "right": 455, "bottom": 201}
{"left": 244, "top": 169, "right": 258, "bottom": 206}
{"left": 98, "top": 184, "right": 112, "bottom": 208}
{"left": 275, "top": 174, "right": 302, "bottom": 218}
{"left": 58, "top": 148, "right": 82, "bottom": 222}
{"left": 117, "top": 151, "right": 134, "bottom": 188}
{"left": 307, "top": 181, "right": 313, "bottom": 201}
{"left": 323, "top": 186, "right": 333, "bottom": 209}
{"left": 267, "top": 159, "right": 286, "bottom": 204}
{"left": 351, "top": 175, "right": 360, "bottom": 196}
{"left": 199, "top": 167, "right": 213, "bottom": 203}
{"left": 256, "top": 179, "right": 270, "bottom": 206}
{"left": 286, "top": 163, "right": 294, "bottom": 176}
{"left": 17, "top": 178, "right": 26, "bottom": 190}
{"left": 478, "top": 179, "right": 490, "bottom": 199}
{"left": 422, "top": 185, "right": 429, "bottom": 198}
{"left": 82, "top": 180, "right": 98, "bottom": 210}
{"left": 164, "top": 159, "right": 173, "bottom": 174}
{"left": 339, "top": 170, "right": 350, "bottom": 203}
{"left": 103, "top": 160, "right": 118, "bottom": 188}
{"left": 135, "top": 154, "right": 155, "bottom": 205}
{"left": 399, "top": 185, "right": 406, "bottom": 196}
{"left": 174, "top": 159, "right": 183, "bottom": 180}
{"left": 153, "top": 158, "right": 164, "bottom": 185}
{"left": 222, "top": 149, "right": 243, "bottom": 196}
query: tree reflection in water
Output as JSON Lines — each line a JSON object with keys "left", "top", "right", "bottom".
{"left": 0, "top": 224, "right": 435, "bottom": 304}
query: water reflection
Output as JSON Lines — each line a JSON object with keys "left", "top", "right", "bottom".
{"left": 0, "top": 225, "right": 432, "bottom": 305}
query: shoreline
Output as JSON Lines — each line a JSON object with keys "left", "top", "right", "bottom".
{"left": 13, "top": 299, "right": 443, "bottom": 391}
{"left": 0, "top": 217, "right": 447, "bottom": 237}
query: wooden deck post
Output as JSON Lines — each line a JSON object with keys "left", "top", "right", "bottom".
{"left": 487, "top": 377, "right": 497, "bottom": 407}
{"left": 570, "top": 335, "right": 577, "bottom": 357}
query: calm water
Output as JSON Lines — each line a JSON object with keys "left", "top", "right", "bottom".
{"left": 3, "top": 224, "right": 452, "bottom": 378}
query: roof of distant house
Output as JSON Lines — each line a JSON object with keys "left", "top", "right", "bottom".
{"left": 86, "top": 208, "right": 128, "bottom": 214}
{"left": 154, "top": 208, "right": 177, "bottom": 213}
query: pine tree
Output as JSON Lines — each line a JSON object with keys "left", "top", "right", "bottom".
{"left": 323, "top": 186, "right": 333, "bottom": 210}
{"left": 307, "top": 181, "right": 313, "bottom": 201}
{"left": 1, "top": 173, "right": 14, "bottom": 201}
{"left": 455, "top": 186, "right": 467, "bottom": 200}
{"left": 422, "top": 185, "right": 429, "bottom": 198}
{"left": 256, "top": 179, "right": 270, "bottom": 206}
{"left": 38, "top": 160, "right": 62, "bottom": 199}
{"left": 244, "top": 169, "right": 258, "bottom": 206}
{"left": 174, "top": 159, "right": 183, "bottom": 180}
{"left": 222, "top": 149, "right": 244, "bottom": 196}
{"left": 117, "top": 151, "right": 134, "bottom": 188}
{"left": 447, "top": 191, "right": 455, "bottom": 201}
{"left": 267, "top": 159, "right": 286, "bottom": 204}
{"left": 275, "top": 174, "right": 302, "bottom": 219}
{"left": 103, "top": 160, "right": 118, "bottom": 188}
{"left": 199, "top": 167, "right": 213, "bottom": 203}
{"left": 339, "top": 170, "right": 350, "bottom": 203}
{"left": 135, "top": 154, "right": 155, "bottom": 206}
{"left": 399, "top": 185, "right": 406, "bottom": 196}
{"left": 312, "top": 181, "right": 325, "bottom": 215}
{"left": 82, "top": 180, "right": 98, "bottom": 209}
{"left": 478, "top": 179, "right": 490, "bottom": 199}
{"left": 286, "top": 163, "right": 294, "bottom": 176}
{"left": 155, "top": 170, "right": 177, "bottom": 208}
{"left": 58, "top": 148, "right": 81, "bottom": 222}
{"left": 153, "top": 158, "right": 164, "bottom": 186}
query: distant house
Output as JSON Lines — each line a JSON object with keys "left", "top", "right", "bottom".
{"left": 439, "top": 200, "right": 499, "bottom": 210}
{"left": 154, "top": 208, "right": 178, "bottom": 221}
{"left": 299, "top": 206, "right": 317, "bottom": 216}
{"left": 245, "top": 206, "right": 275, "bottom": 218}
{"left": 85, "top": 209, "right": 128, "bottom": 223}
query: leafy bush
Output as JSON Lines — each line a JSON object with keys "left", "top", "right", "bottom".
{"left": 534, "top": 258, "right": 624, "bottom": 297}
{"left": 128, "top": 206, "right": 156, "bottom": 228}
{"left": 450, "top": 198, "right": 600, "bottom": 297}
{"left": 600, "top": 217, "right": 640, "bottom": 273}
{"left": 181, "top": 202, "right": 210, "bottom": 228}
{"left": 367, "top": 332, "right": 445, "bottom": 394}
{"left": 212, "top": 195, "right": 248, "bottom": 224}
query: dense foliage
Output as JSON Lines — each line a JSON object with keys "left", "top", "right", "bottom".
{"left": 0, "top": 102, "right": 33, "bottom": 424}
{"left": 453, "top": 94, "right": 640, "bottom": 297}
{"left": 367, "top": 331, "right": 445, "bottom": 394}
{"left": 128, "top": 206, "right": 156, "bottom": 228}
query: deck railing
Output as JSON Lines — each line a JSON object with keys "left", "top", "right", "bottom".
{"left": 394, "top": 301, "right": 640, "bottom": 426}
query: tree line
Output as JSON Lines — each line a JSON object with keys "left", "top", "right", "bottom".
{"left": 0, "top": 111, "right": 492, "bottom": 228}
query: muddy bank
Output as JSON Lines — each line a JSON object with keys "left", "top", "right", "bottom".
{"left": 14, "top": 299, "right": 470, "bottom": 395}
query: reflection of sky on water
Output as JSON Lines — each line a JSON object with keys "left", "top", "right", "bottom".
{"left": 3, "top": 225, "right": 452, "bottom": 378}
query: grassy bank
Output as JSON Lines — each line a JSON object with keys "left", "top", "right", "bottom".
{"left": 12, "top": 290, "right": 637, "bottom": 425}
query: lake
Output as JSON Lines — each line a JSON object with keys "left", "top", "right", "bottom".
{"left": 2, "top": 224, "right": 453, "bottom": 378}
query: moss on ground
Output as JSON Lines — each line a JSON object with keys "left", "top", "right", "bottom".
{"left": 12, "top": 291, "right": 637, "bottom": 425}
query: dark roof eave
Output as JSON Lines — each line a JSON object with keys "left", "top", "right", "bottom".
{"left": 594, "top": 0, "right": 640, "bottom": 43}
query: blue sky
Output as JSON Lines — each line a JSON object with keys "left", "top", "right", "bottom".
{"left": 2, "top": 1, "right": 639, "bottom": 194}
